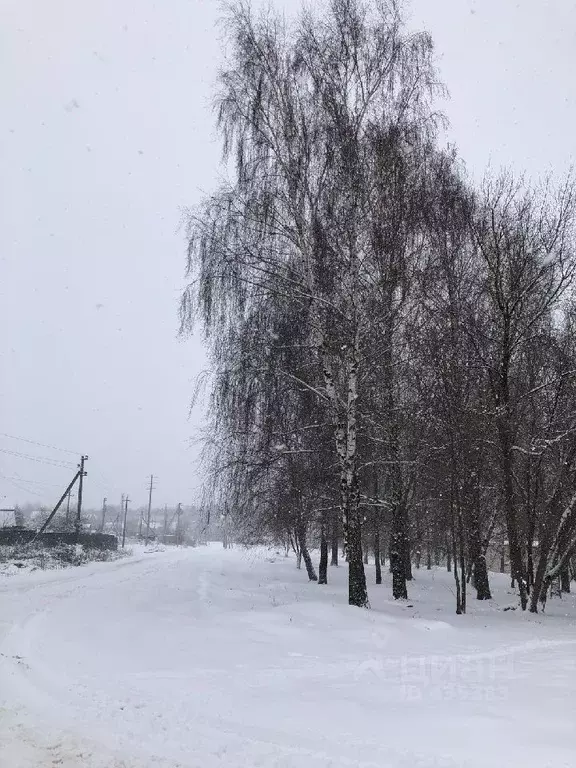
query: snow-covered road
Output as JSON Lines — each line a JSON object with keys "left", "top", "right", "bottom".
{"left": 1, "top": 545, "right": 575, "bottom": 767}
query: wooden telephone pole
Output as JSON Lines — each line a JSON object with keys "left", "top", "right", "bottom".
{"left": 117, "top": 494, "right": 125, "bottom": 536}
{"left": 122, "top": 496, "right": 130, "bottom": 548}
{"left": 75, "top": 455, "right": 88, "bottom": 535}
{"left": 100, "top": 497, "right": 107, "bottom": 532}
{"left": 145, "top": 474, "right": 154, "bottom": 542}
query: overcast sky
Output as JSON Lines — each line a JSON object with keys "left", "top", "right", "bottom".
{"left": 2, "top": 0, "right": 575, "bottom": 512}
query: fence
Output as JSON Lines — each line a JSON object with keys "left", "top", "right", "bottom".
{"left": 0, "top": 527, "right": 118, "bottom": 550}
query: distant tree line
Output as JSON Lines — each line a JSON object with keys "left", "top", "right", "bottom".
{"left": 182, "top": 0, "right": 576, "bottom": 613}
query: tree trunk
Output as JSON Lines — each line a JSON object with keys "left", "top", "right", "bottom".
{"left": 323, "top": 338, "right": 367, "bottom": 607}
{"left": 347, "top": 513, "right": 368, "bottom": 606}
{"left": 374, "top": 526, "right": 382, "bottom": 585}
{"left": 561, "top": 565, "right": 571, "bottom": 594}
{"left": 302, "top": 547, "right": 318, "bottom": 581}
{"left": 473, "top": 554, "right": 491, "bottom": 600}
{"left": 458, "top": 507, "right": 467, "bottom": 614}
{"left": 390, "top": 504, "right": 408, "bottom": 599}
{"left": 343, "top": 346, "right": 368, "bottom": 607}
{"left": 330, "top": 514, "right": 339, "bottom": 566}
{"left": 527, "top": 549, "right": 534, "bottom": 592}
{"left": 449, "top": 466, "right": 465, "bottom": 614}
{"left": 526, "top": 516, "right": 536, "bottom": 593}
{"left": 533, "top": 564, "right": 555, "bottom": 613}
{"left": 340, "top": 451, "right": 368, "bottom": 606}
{"left": 498, "top": 381, "right": 528, "bottom": 610}
{"left": 373, "top": 475, "right": 382, "bottom": 585}
{"left": 403, "top": 533, "right": 413, "bottom": 581}
{"left": 451, "top": 524, "right": 463, "bottom": 615}
{"left": 318, "top": 516, "right": 328, "bottom": 585}
{"left": 469, "top": 505, "right": 491, "bottom": 600}
{"left": 300, "top": 542, "right": 318, "bottom": 581}
{"left": 291, "top": 532, "right": 302, "bottom": 569}
{"left": 296, "top": 524, "right": 317, "bottom": 581}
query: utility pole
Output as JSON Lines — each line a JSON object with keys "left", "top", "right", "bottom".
{"left": 100, "top": 497, "right": 107, "bottom": 532}
{"left": 118, "top": 494, "right": 125, "bottom": 536}
{"left": 75, "top": 455, "right": 88, "bottom": 536}
{"left": 36, "top": 468, "right": 81, "bottom": 539}
{"left": 122, "top": 495, "right": 130, "bottom": 548}
{"left": 145, "top": 474, "right": 154, "bottom": 542}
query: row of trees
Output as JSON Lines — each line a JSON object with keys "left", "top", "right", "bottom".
{"left": 182, "top": 0, "right": 576, "bottom": 613}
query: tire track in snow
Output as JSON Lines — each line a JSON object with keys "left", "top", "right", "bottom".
{"left": 197, "top": 569, "right": 211, "bottom": 604}
{"left": 0, "top": 553, "right": 193, "bottom": 768}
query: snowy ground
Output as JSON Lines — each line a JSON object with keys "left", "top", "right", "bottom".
{"left": 0, "top": 542, "right": 130, "bottom": 577}
{"left": 1, "top": 544, "right": 575, "bottom": 768}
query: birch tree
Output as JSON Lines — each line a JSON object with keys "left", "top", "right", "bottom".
{"left": 183, "top": 0, "right": 440, "bottom": 607}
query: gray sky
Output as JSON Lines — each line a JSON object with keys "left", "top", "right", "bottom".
{"left": 2, "top": 0, "right": 575, "bottom": 510}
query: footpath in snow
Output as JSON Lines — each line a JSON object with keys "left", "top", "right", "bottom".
{"left": 1, "top": 543, "right": 575, "bottom": 768}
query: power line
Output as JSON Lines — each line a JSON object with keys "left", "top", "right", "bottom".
{"left": 0, "top": 447, "right": 76, "bottom": 469}
{"left": 0, "top": 473, "right": 45, "bottom": 498}
{"left": 90, "top": 467, "right": 121, "bottom": 495}
{"left": 3, "top": 474, "right": 62, "bottom": 488}
{"left": 0, "top": 433, "right": 79, "bottom": 456}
